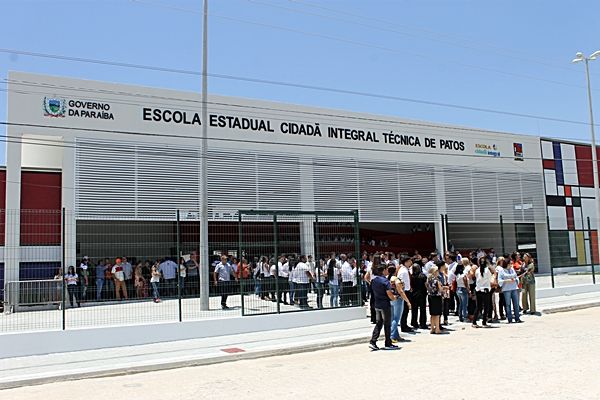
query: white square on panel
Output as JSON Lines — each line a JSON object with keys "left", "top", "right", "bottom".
{"left": 544, "top": 170, "right": 557, "bottom": 196}
{"left": 574, "top": 207, "right": 583, "bottom": 230}
{"left": 569, "top": 231, "right": 577, "bottom": 257}
{"left": 561, "top": 144, "right": 579, "bottom": 185}
{"left": 542, "top": 141, "right": 554, "bottom": 159}
{"left": 558, "top": 186, "right": 565, "bottom": 196}
{"left": 566, "top": 197, "right": 572, "bottom": 205}
{"left": 581, "top": 198, "right": 598, "bottom": 230}
{"left": 580, "top": 187, "right": 596, "bottom": 198}
{"left": 547, "top": 206, "right": 568, "bottom": 230}
{"left": 573, "top": 186, "right": 580, "bottom": 197}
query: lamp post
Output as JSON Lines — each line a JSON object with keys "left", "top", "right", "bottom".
{"left": 199, "top": 0, "right": 209, "bottom": 310}
{"left": 573, "top": 50, "right": 600, "bottom": 266}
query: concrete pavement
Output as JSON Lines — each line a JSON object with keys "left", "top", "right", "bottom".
{"left": 0, "top": 290, "right": 599, "bottom": 390}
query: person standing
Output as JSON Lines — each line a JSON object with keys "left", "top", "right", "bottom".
{"left": 78, "top": 256, "right": 90, "bottom": 301}
{"left": 295, "top": 255, "right": 312, "bottom": 309}
{"left": 150, "top": 262, "right": 161, "bottom": 303}
{"left": 178, "top": 257, "right": 187, "bottom": 297}
{"left": 410, "top": 261, "right": 428, "bottom": 330}
{"left": 277, "top": 256, "right": 290, "bottom": 305}
{"left": 112, "top": 258, "right": 128, "bottom": 300}
{"left": 327, "top": 258, "right": 340, "bottom": 307}
{"left": 369, "top": 264, "right": 398, "bottom": 350}
{"left": 64, "top": 266, "right": 80, "bottom": 308}
{"left": 522, "top": 253, "right": 537, "bottom": 315}
{"left": 313, "top": 258, "right": 326, "bottom": 309}
{"left": 455, "top": 261, "right": 470, "bottom": 323}
{"left": 398, "top": 256, "right": 414, "bottom": 333}
{"left": 158, "top": 258, "right": 178, "bottom": 297}
{"left": 214, "top": 255, "right": 237, "bottom": 309}
{"left": 426, "top": 265, "right": 444, "bottom": 334}
{"left": 340, "top": 254, "right": 354, "bottom": 307}
{"left": 388, "top": 266, "right": 411, "bottom": 343}
{"left": 122, "top": 257, "right": 133, "bottom": 298}
{"left": 95, "top": 259, "right": 106, "bottom": 301}
{"left": 498, "top": 257, "right": 522, "bottom": 323}
{"left": 471, "top": 257, "right": 493, "bottom": 328}
{"left": 185, "top": 251, "right": 200, "bottom": 297}
{"left": 438, "top": 261, "right": 450, "bottom": 326}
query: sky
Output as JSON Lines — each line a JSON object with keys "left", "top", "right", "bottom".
{"left": 1, "top": 0, "right": 600, "bottom": 166}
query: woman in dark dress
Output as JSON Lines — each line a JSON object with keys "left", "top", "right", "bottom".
{"left": 410, "top": 261, "right": 428, "bottom": 330}
{"left": 426, "top": 265, "right": 444, "bottom": 334}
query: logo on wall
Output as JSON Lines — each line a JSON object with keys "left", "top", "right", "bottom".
{"left": 513, "top": 143, "right": 524, "bottom": 161}
{"left": 43, "top": 97, "right": 66, "bottom": 117}
{"left": 474, "top": 143, "right": 501, "bottom": 157}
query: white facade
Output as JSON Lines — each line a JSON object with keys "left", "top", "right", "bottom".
{"left": 5, "top": 71, "right": 550, "bottom": 270}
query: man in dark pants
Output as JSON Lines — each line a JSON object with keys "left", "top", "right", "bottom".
{"left": 213, "top": 255, "right": 237, "bottom": 310}
{"left": 398, "top": 256, "right": 414, "bottom": 333}
{"left": 369, "top": 264, "right": 397, "bottom": 351}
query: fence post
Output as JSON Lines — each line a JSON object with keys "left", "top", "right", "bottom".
{"left": 440, "top": 214, "right": 446, "bottom": 254}
{"left": 547, "top": 215, "right": 554, "bottom": 288}
{"left": 177, "top": 210, "right": 182, "bottom": 322}
{"left": 444, "top": 214, "right": 449, "bottom": 252}
{"left": 353, "top": 210, "right": 361, "bottom": 306}
{"left": 588, "top": 217, "right": 596, "bottom": 285}
{"left": 500, "top": 215, "right": 505, "bottom": 255}
{"left": 238, "top": 211, "right": 245, "bottom": 316}
{"left": 273, "top": 213, "right": 280, "bottom": 314}
{"left": 61, "top": 208, "right": 66, "bottom": 330}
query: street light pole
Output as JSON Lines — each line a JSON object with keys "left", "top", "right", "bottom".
{"left": 199, "top": 0, "right": 209, "bottom": 310}
{"left": 574, "top": 51, "right": 600, "bottom": 265}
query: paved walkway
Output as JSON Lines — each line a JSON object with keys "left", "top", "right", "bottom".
{"left": 0, "top": 290, "right": 599, "bottom": 389}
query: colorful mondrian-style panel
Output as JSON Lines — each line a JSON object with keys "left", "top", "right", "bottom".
{"left": 541, "top": 139, "right": 600, "bottom": 265}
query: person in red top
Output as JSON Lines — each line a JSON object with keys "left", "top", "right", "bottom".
{"left": 237, "top": 257, "right": 250, "bottom": 294}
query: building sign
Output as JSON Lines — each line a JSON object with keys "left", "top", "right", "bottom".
{"left": 43, "top": 97, "right": 114, "bottom": 120}
{"left": 474, "top": 143, "right": 501, "bottom": 157}
{"left": 514, "top": 142, "right": 524, "bottom": 161}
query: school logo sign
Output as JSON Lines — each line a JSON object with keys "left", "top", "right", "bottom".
{"left": 43, "top": 97, "right": 66, "bottom": 117}
{"left": 513, "top": 143, "right": 524, "bottom": 161}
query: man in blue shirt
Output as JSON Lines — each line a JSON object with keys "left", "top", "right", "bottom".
{"left": 369, "top": 264, "right": 398, "bottom": 350}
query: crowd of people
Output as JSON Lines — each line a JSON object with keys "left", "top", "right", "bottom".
{"left": 368, "top": 249, "right": 537, "bottom": 350}
{"left": 55, "top": 247, "right": 538, "bottom": 341}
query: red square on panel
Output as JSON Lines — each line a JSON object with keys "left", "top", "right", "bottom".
{"left": 542, "top": 159, "right": 555, "bottom": 169}
{"left": 565, "top": 186, "right": 572, "bottom": 197}
{"left": 566, "top": 206, "right": 575, "bottom": 230}
{"left": 576, "top": 145, "right": 594, "bottom": 187}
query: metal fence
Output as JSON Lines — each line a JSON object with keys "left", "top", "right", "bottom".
{"left": 0, "top": 208, "right": 363, "bottom": 333}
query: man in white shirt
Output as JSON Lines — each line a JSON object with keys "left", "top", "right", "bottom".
{"left": 340, "top": 254, "right": 355, "bottom": 307}
{"left": 424, "top": 252, "right": 439, "bottom": 275}
{"left": 446, "top": 253, "right": 459, "bottom": 315}
{"left": 277, "top": 256, "right": 290, "bottom": 305}
{"left": 213, "top": 255, "right": 237, "bottom": 309}
{"left": 295, "top": 255, "right": 313, "bottom": 308}
{"left": 111, "top": 258, "right": 128, "bottom": 300}
{"left": 398, "top": 256, "right": 413, "bottom": 333}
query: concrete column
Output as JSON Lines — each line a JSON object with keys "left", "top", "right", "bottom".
{"left": 62, "top": 142, "right": 77, "bottom": 268}
{"left": 534, "top": 222, "right": 551, "bottom": 274}
{"left": 4, "top": 132, "right": 22, "bottom": 305}
{"left": 299, "top": 220, "right": 315, "bottom": 257}
{"left": 434, "top": 220, "right": 445, "bottom": 255}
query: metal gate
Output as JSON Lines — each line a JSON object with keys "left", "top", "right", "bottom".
{"left": 238, "top": 210, "right": 361, "bottom": 315}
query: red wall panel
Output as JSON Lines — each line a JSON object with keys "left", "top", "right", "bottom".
{"left": 20, "top": 171, "right": 62, "bottom": 245}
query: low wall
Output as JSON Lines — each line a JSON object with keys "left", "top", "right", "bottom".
{"left": 0, "top": 307, "right": 364, "bottom": 359}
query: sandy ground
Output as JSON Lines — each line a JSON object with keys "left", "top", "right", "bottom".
{"left": 1, "top": 307, "right": 599, "bottom": 400}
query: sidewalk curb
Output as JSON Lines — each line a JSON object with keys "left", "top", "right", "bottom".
{"left": 542, "top": 301, "right": 600, "bottom": 314}
{"left": 0, "top": 336, "right": 369, "bottom": 391}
